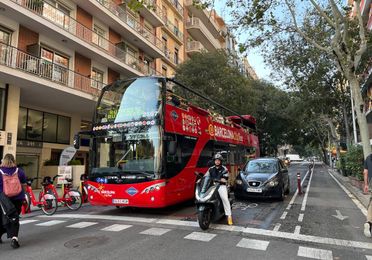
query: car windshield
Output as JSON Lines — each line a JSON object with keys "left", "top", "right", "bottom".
{"left": 245, "top": 160, "right": 277, "bottom": 173}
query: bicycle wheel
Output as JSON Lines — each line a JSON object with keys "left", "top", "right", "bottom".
{"left": 23, "top": 192, "right": 31, "bottom": 213}
{"left": 64, "top": 189, "right": 82, "bottom": 210}
{"left": 40, "top": 191, "right": 58, "bottom": 215}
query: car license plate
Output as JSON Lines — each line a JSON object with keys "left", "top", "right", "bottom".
{"left": 112, "top": 199, "right": 129, "bottom": 204}
{"left": 247, "top": 188, "right": 262, "bottom": 193}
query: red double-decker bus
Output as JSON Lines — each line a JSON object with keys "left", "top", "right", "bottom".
{"left": 82, "top": 76, "right": 259, "bottom": 208}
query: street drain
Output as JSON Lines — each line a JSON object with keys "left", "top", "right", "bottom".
{"left": 64, "top": 236, "right": 109, "bottom": 249}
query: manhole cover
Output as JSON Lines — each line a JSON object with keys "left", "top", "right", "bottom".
{"left": 64, "top": 236, "right": 109, "bottom": 249}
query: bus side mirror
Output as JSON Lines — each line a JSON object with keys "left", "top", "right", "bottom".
{"left": 168, "top": 141, "right": 177, "bottom": 155}
{"left": 73, "top": 134, "right": 80, "bottom": 149}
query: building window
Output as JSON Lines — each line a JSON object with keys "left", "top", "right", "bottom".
{"left": 162, "top": 36, "right": 168, "bottom": 57}
{"left": 42, "top": 0, "right": 70, "bottom": 29}
{"left": 162, "top": 65, "right": 167, "bottom": 77}
{"left": 57, "top": 116, "right": 70, "bottom": 144}
{"left": 0, "top": 84, "right": 7, "bottom": 130}
{"left": 174, "top": 48, "right": 179, "bottom": 64}
{"left": 0, "top": 26, "right": 12, "bottom": 65}
{"left": 91, "top": 68, "right": 104, "bottom": 89}
{"left": 174, "top": 18, "right": 180, "bottom": 37}
{"left": 93, "top": 24, "right": 106, "bottom": 49}
{"left": 40, "top": 47, "right": 69, "bottom": 84}
{"left": 17, "top": 107, "right": 71, "bottom": 144}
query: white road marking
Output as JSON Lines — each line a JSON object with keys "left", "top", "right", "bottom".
{"left": 294, "top": 225, "right": 301, "bottom": 235}
{"left": 236, "top": 238, "right": 269, "bottom": 251}
{"left": 38, "top": 213, "right": 372, "bottom": 250}
{"left": 184, "top": 232, "right": 216, "bottom": 242}
{"left": 156, "top": 219, "right": 199, "bottom": 227}
{"left": 297, "top": 246, "right": 333, "bottom": 260}
{"left": 36, "top": 220, "right": 66, "bottom": 226}
{"left": 301, "top": 169, "right": 314, "bottom": 211}
{"left": 40, "top": 213, "right": 157, "bottom": 223}
{"left": 101, "top": 224, "right": 132, "bottom": 232}
{"left": 140, "top": 227, "right": 171, "bottom": 236}
{"left": 273, "top": 223, "right": 281, "bottom": 231}
{"left": 280, "top": 211, "right": 288, "bottom": 220}
{"left": 287, "top": 169, "right": 311, "bottom": 210}
{"left": 298, "top": 213, "right": 304, "bottom": 222}
{"left": 366, "top": 255, "right": 372, "bottom": 260}
{"left": 67, "top": 221, "right": 98, "bottom": 228}
{"left": 20, "top": 219, "right": 39, "bottom": 225}
{"left": 328, "top": 170, "right": 367, "bottom": 216}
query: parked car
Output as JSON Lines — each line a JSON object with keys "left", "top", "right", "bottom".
{"left": 234, "top": 158, "right": 290, "bottom": 201}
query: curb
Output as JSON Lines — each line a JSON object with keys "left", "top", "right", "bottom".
{"left": 327, "top": 166, "right": 369, "bottom": 209}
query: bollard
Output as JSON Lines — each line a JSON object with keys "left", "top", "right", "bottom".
{"left": 297, "top": 172, "right": 302, "bottom": 195}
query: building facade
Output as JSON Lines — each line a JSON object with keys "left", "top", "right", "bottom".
{"left": 0, "top": 0, "right": 255, "bottom": 184}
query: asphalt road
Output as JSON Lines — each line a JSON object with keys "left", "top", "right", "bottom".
{"left": 1, "top": 162, "right": 372, "bottom": 260}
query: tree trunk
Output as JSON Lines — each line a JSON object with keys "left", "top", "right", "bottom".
{"left": 342, "top": 103, "right": 352, "bottom": 148}
{"left": 350, "top": 77, "right": 371, "bottom": 159}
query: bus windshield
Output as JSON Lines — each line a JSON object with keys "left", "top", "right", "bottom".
{"left": 96, "top": 77, "right": 161, "bottom": 124}
{"left": 92, "top": 77, "right": 163, "bottom": 177}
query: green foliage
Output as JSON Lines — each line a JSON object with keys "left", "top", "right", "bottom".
{"left": 343, "top": 145, "right": 364, "bottom": 180}
{"left": 43, "top": 159, "right": 59, "bottom": 166}
{"left": 68, "top": 159, "right": 82, "bottom": 166}
{"left": 175, "top": 50, "right": 293, "bottom": 155}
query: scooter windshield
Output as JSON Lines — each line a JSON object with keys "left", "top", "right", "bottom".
{"left": 200, "top": 175, "right": 212, "bottom": 194}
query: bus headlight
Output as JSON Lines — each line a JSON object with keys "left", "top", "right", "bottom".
{"left": 141, "top": 182, "right": 166, "bottom": 194}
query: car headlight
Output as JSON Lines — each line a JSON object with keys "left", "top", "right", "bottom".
{"left": 268, "top": 180, "right": 279, "bottom": 187}
{"left": 236, "top": 180, "right": 243, "bottom": 185}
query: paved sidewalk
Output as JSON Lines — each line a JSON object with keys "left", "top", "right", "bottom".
{"left": 327, "top": 166, "right": 369, "bottom": 209}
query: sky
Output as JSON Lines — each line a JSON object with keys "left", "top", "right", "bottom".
{"left": 214, "top": 2, "right": 272, "bottom": 81}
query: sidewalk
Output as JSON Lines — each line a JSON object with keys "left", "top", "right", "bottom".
{"left": 327, "top": 166, "right": 369, "bottom": 209}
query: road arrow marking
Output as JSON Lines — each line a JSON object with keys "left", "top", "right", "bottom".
{"left": 332, "top": 210, "right": 349, "bottom": 221}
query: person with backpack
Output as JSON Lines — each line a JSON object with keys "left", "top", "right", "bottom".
{"left": 0, "top": 154, "right": 26, "bottom": 249}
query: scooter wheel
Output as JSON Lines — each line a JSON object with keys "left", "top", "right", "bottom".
{"left": 198, "top": 209, "right": 211, "bottom": 230}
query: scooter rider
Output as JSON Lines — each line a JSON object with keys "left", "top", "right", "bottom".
{"left": 204, "top": 153, "right": 233, "bottom": 225}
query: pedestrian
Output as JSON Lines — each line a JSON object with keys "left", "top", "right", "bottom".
{"left": 0, "top": 153, "right": 27, "bottom": 248}
{"left": 364, "top": 153, "right": 372, "bottom": 237}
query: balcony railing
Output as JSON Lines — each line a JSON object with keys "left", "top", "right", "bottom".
{"left": 142, "top": 0, "right": 165, "bottom": 20}
{"left": 164, "top": 48, "right": 182, "bottom": 66}
{"left": 95, "top": 0, "right": 165, "bottom": 52}
{"left": 0, "top": 43, "right": 105, "bottom": 95}
{"left": 186, "top": 41, "right": 204, "bottom": 52}
{"left": 186, "top": 17, "right": 220, "bottom": 49}
{"left": 163, "top": 16, "right": 183, "bottom": 41}
{"left": 11, "top": 0, "right": 157, "bottom": 76}
{"left": 166, "top": 0, "right": 183, "bottom": 16}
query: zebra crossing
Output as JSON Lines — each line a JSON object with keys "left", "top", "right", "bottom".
{"left": 19, "top": 218, "right": 372, "bottom": 260}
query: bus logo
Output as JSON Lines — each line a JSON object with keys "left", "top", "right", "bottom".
{"left": 171, "top": 111, "right": 178, "bottom": 120}
{"left": 126, "top": 187, "right": 138, "bottom": 196}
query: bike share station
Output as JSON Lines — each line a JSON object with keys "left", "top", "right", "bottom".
{"left": 22, "top": 146, "right": 86, "bottom": 215}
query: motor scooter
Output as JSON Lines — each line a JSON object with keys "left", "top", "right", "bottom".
{"left": 195, "top": 172, "right": 232, "bottom": 230}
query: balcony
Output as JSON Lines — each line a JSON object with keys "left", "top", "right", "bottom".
{"left": 186, "top": 41, "right": 205, "bottom": 54}
{"left": 186, "top": 18, "right": 221, "bottom": 51}
{"left": 0, "top": 42, "right": 105, "bottom": 94}
{"left": 162, "top": 16, "right": 184, "bottom": 44}
{"left": 163, "top": 0, "right": 183, "bottom": 17}
{"left": 184, "top": 0, "right": 220, "bottom": 38}
{"left": 163, "top": 48, "right": 182, "bottom": 68}
{"left": 74, "top": 0, "right": 165, "bottom": 58}
{"left": 123, "top": 0, "right": 165, "bottom": 27}
{"left": 3, "top": 0, "right": 158, "bottom": 76}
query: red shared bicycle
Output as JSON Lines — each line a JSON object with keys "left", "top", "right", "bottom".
{"left": 43, "top": 175, "right": 82, "bottom": 210}
{"left": 23, "top": 177, "right": 58, "bottom": 215}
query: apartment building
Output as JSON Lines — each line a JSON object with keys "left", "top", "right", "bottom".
{"left": 0, "top": 0, "right": 172, "bottom": 182}
{"left": 156, "top": 0, "right": 184, "bottom": 77}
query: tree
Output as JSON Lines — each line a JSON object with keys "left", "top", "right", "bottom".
{"left": 174, "top": 50, "right": 257, "bottom": 116}
{"left": 175, "top": 51, "right": 293, "bottom": 155}
{"left": 200, "top": 0, "right": 372, "bottom": 158}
